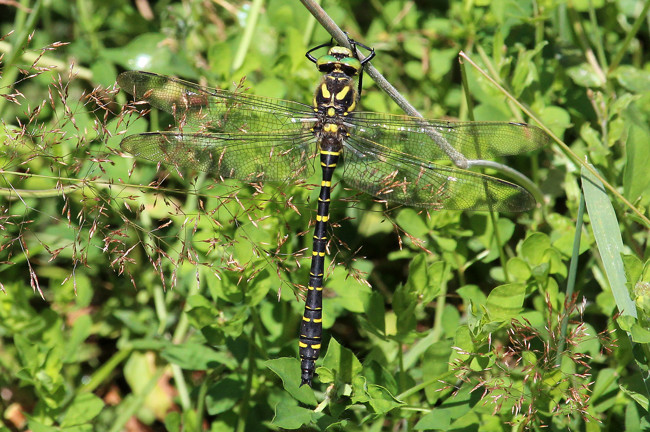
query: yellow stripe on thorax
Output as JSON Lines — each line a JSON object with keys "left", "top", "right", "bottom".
{"left": 335, "top": 85, "right": 350, "bottom": 100}
{"left": 320, "top": 83, "right": 331, "bottom": 99}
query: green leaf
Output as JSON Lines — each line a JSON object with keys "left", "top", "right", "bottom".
{"left": 105, "top": 33, "right": 196, "bottom": 77}
{"left": 538, "top": 105, "right": 571, "bottom": 139}
{"left": 271, "top": 402, "right": 313, "bottom": 429}
{"left": 572, "top": 0, "right": 605, "bottom": 10}
{"left": 623, "top": 109, "right": 650, "bottom": 205}
{"left": 404, "top": 253, "right": 429, "bottom": 296}
{"left": 395, "top": 208, "right": 430, "bottom": 239}
{"left": 630, "top": 324, "right": 650, "bottom": 343}
{"left": 511, "top": 42, "right": 545, "bottom": 96}
{"left": 392, "top": 281, "right": 418, "bottom": 336}
{"left": 265, "top": 358, "right": 318, "bottom": 405}
{"left": 422, "top": 339, "right": 455, "bottom": 403}
{"left": 90, "top": 57, "right": 119, "bottom": 88}
{"left": 329, "top": 265, "right": 372, "bottom": 314}
{"left": 366, "top": 384, "right": 404, "bottom": 414}
{"left": 356, "top": 204, "right": 394, "bottom": 237}
{"left": 457, "top": 285, "right": 487, "bottom": 308}
{"left": 623, "top": 254, "right": 644, "bottom": 286}
{"left": 363, "top": 291, "right": 386, "bottom": 335}
{"left": 625, "top": 402, "right": 642, "bottom": 431}
{"left": 186, "top": 294, "right": 219, "bottom": 327}
{"left": 507, "top": 257, "right": 531, "bottom": 281}
{"left": 620, "top": 376, "right": 650, "bottom": 411}
{"left": 486, "top": 283, "right": 526, "bottom": 320}
{"left": 582, "top": 165, "right": 637, "bottom": 317}
{"left": 205, "top": 378, "right": 244, "bottom": 415}
{"left": 451, "top": 326, "right": 475, "bottom": 363}
{"left": 63, "top": 314, "right": 93, "bottom": 364}
{"left": 161, "top": 343, "right": 226, "bottom": 370}
{"left": 61, "top": 393, "right": 104, "bottom": 426}
{"left": 362, "top": 360, "right": 398, "bottom": 392}
{"left": 615, "top": 66, "right": 650, "bottom": 93}
{"left": 405, "top": 60, "right": 425, "bottom": 80}
{"left": 320, "top": 338, "right": 363, "bottom": 385}
{"left": 26, "top": 419, "right": 60, "bottom": 432}
{"left": 634, "top": 281, "right": 650, "bottom": 315}
{"left": 567, "top": 63, "right": 605, "bottom": 88}
{"left": 163, "top": 412, "right": 182, "bottom": 432}
{"left": 428, "top": 48, "right": 457, "bottom": 80}
{"left": 414, "top": 383, "right": 477, "bottom": 430}
{"left": 520, "top": 232, "right": 551, "bottom": 266}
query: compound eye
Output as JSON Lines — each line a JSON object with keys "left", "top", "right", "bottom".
{"left": 340, "top": 57, "right": 361, "bottom": 75}
{"left": 341, "top": 65, "right": 359, "bottom": 76}
{"left": 316, "top": 55, "right": 338, "bottom": 72}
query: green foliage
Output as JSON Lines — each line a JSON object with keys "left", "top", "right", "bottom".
{"left": 1, "top": 0, "right": 649, "bottom": 430}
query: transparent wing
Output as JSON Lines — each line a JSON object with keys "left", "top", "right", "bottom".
{"left": 121, "top": 131, "right": 317, "bottom": 182}
{"left": 118, "top": 71, "right": 315, "bottom": 133}
{"left": 347, "top": 112, "right": 550, "bottom": 161}
{"left": 342, "top": 134, "right": 536, "bottom": 211}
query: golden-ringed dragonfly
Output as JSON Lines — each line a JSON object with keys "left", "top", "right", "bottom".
{"left": 117, "top": 39, "right": 550, "bottom": 387}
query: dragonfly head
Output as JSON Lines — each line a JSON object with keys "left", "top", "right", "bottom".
{"left": 315, "top": 46, "right": 362, "bottom": 77}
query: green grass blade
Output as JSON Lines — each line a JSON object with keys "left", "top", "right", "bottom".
{"left": 556, "top": 191, "right": 585, "bottom": 366}
{"left": 581, "top": 164, "right": 636, "bottom": 317}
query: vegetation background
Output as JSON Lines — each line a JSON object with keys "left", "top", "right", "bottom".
{"left": 1, "top": 0, "right": 649, "bottom": 431}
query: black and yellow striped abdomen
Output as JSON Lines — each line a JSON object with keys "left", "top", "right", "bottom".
{"left": 298, "top": 149, "right": 339, "bottom": 385}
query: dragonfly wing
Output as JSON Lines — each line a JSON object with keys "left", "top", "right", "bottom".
{"left": 342, "top": 135, "right": 536, "bottom": 211}
{"left": 118, "top": 71, "right": 315, "bottom": 133}
{"left": 121, "top": 131, "right": 317, "bottom": 182}
{"left": 348, "top": 113, "right": 550, "bottom": 160}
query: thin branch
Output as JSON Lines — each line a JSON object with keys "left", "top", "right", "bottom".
{"left": 299, "top": 0, "right": 423, "bottom": 120}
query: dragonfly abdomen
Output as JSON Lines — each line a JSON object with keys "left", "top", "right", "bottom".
{"left": 299, "top": 149, "right": 340, "bottom": 386}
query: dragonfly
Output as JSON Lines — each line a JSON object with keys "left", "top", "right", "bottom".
{"left": 117, "top": 39, "right": 550, "bottom": 387}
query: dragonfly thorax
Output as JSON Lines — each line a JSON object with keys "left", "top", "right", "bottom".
{"left": 312, "top": 73, "right": 357, "bottom": 152}
{"left": 312, "top": 74, "right": 358, "bottom": 116}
